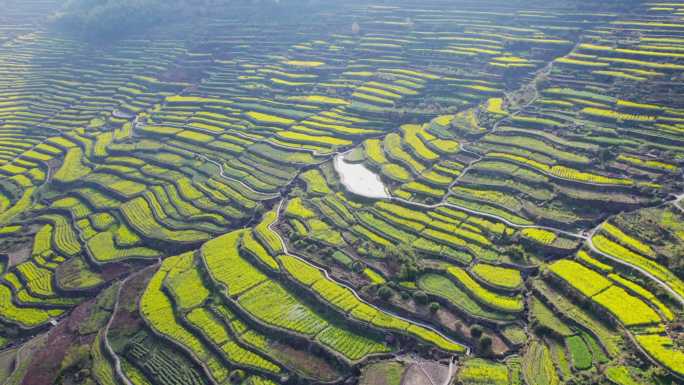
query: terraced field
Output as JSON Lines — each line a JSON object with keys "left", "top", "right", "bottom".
{"left": 1, "top": 1, "right": 684, "bottom": 385}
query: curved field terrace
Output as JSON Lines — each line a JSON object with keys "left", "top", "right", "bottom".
{"left": 0, "top": 1, "right": 683, "bottom": 385}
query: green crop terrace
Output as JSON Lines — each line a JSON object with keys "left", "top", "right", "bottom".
{"left": 0, "top": 1, "right": 683, "bottom": 385}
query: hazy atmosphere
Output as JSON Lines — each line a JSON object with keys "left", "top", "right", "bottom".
{"left": 0, "top": 1, "right": 683, "bottom": 385}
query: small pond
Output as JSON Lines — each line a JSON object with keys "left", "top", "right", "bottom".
{"left": 334, "top": 152, "right": 389, "bottom": 199}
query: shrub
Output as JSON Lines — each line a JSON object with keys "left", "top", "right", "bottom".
{"left": 229, "top": 369, "right": 246, "bottom": 384}
{"left": 352, "top": 261, "right": 365, "bottom": 273}
{"left": 478, "top": 336, "right": 492, "bottom": 354}
{"left": 378, "top": 286, "right": 393, "bottom": 301}
{"left": 471, "top": 325, "right": 483, "bottom": 339}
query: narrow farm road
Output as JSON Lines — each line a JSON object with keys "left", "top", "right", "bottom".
{"left": 393, "top": 194, "right": 684, "bottom": 308}
{"left": 102, "top": 274, "right": 136, "bottom": 385}
{"left": 443, "top": 358, "right": 457, "bottom": 385}
{"left": 584, "top": 227, "right": 684, "bottom": 306}
{"left": 103, "top": 262, "right": 161, "bottom": 385}
{"left": 103, "top": 280, "right": 134, "bottom": 385}
{"left": 194, "top": 153, "right": 282, "bottom": 198}
{"left": 391, "top": 196, "right": 586, "bottom": 239}
{"left": 131, "top": 120, "right": 280, "bottom": 199}
{"left": 417, "top": 363, "right": 438, "bottom": 385}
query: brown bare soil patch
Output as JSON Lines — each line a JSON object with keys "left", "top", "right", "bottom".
{"left": 0, "top": 348, "right": 17, "bottom": 382}
{"left": 21, "top": 298, "right": 97, "bottom": 385}
{"left": 400, "top": 364, "right": 432, "bottom": 385}
{"left": 7, "top": 244, "right": 30, "bottom": 267}
{"left": 270, "top": 341, "right": 341, "bottom": 382}
{"left": 420, "top": 362, "right": 449, "bottom": 385}
{"left": 359, "top": 361, "right": 405, "bottom": 385}
{"left": 107, "top": 266, "right": 156, "bottom": 352}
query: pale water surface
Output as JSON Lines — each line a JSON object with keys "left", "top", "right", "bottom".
{"left": 334, "top": 153, "right": 389, "bottom": 199}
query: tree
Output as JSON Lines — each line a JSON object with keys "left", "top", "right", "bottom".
{"left": 478, "top": 336, "right": 492, "bottom": 354}
{"left": 229, "top": 369, "right": 246, "bottom": 384}
{"left": 470, "top": 325, "right": 483, "bottom": 339}
{"left": 599, "top": 146, "right": 615, "bottom": 164}
{"left": 378, "top": 285, "right": 393, "bottom": 301}
{"left": 385, "top": 243, "right": 419, "bottom": 280}
{"left": 506, "top": 245, "right": 525, "bottom": 262}
{"left": 429, "top": 302, "right": 440, "bottom": 313}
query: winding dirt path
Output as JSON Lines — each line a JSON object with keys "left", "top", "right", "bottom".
{"left": 392, "top": 196, "right": 586, "bottom": 239}
{"left": 443, "top": 358, "right": 456, "bottom": 385}
{"left": 103, "top": 262, "right": 161, "bottom": 385}
{"left": 584, "top": 226, "right": 684, "bottom": 306}
{"left": 417, "top": 364, "right": 437, "bottom": 385}
{"left": 102, "top": 279, "right": 134, "bottom": 385}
